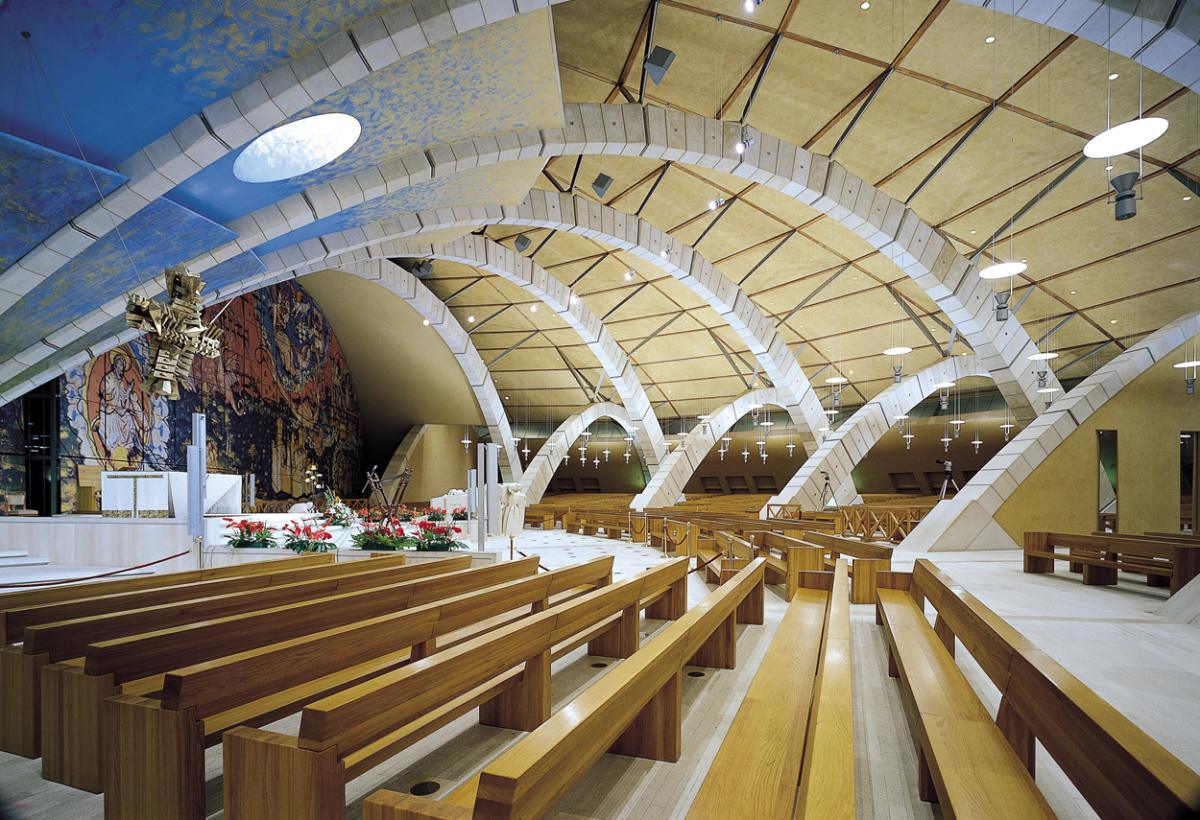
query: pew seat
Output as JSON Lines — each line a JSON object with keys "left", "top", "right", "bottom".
{"left": 876, "top": 587, "right": 1054, "bottom": 818}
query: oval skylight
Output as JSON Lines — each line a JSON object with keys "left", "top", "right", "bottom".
{"left": 233, "top": 113, "right": 361, "bottom": 183}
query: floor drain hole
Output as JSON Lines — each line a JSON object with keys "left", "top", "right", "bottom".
{"left": 687, "top": 671, "right": 705, "bottom": 678}
{"left": 409, "top": 781, "right": 440, "bottom": 796}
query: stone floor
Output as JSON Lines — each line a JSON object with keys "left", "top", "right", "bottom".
{"left": 1, "top": 532, "right": 1197, "bottom": 818}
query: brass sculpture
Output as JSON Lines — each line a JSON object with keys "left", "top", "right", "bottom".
{"left": 125, "top": 265, "right": 223, "bottom": 400}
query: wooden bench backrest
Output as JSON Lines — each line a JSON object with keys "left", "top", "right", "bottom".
{"left": 82, "top": 557, "right": 526, "bottom": 683}
{"left": 296, "top": 558, "right": 690, "bottom": 756}
{"left": 0, "top": 553, "right": 332, "bottom": 613}
{"left": 1146, "top": 531, "right": 1200, "bottom": 541}
{"left": 162, "top": 557, "right": 613, "bottom": 719}
{"left": 472, "top": 559, "right": 767, "bottom": 818}
{"left": 1033, "top": 531, "right": 1188, "bottom": 560}
{"left": 24, "top": 555, "right": 469, "bottom": 662}
{"left": 1092, "top": 531, "right": 1199, "bottom": 545}
{"left": 914, "top": 559, "right": 1200, "bottom": 818}
{"left": 795, "top": 559, "right": 853, "bottom": 818}
{"left": 802, "top": 530, "right": 893, "bottom": 560}
{"left": 4, "top": 554, "right": 407, "bottom": 644}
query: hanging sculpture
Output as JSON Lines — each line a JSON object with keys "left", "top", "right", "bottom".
{"left": 125, "top": 265, "right": 223, "bottom": 399}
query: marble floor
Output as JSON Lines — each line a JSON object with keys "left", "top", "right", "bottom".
{"left": 0, "top": 532, "right": 1197, "bottom": 818}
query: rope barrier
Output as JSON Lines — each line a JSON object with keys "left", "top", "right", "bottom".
{"left": 0, "top": 549, "right": 192, "bottom": 588}
{"left": 688, "top": 551, "right": 723, "bottom": 576}
{"left": 514, "top": 550, "right": 552, "bottom": 572}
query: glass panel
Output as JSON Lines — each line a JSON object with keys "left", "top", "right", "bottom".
{"left": 1183, "top": 432, "right": 1197, "bottom": 533}
{"left": 1098, "top": 430, "right": 1118, "bottom": 532}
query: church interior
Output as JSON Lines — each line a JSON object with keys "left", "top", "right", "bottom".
{"left": 0, "top": 0, "right": 1198, "bottom": 817}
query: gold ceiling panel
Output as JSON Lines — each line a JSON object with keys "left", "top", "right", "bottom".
{"left": 785, "top": 0, "right": 939, "bottom": 63}
{"left": 551, "top": 0, "right": 646, "bottom": 86}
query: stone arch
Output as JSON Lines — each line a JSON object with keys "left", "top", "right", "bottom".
{"left": 400, "top": 234, "right": 668, "bottom": 470}
{"left": 521, "top": 402, "right": 640, "bottom": 503}
{"left": 904, "top": 310, "right": 1200, "bottom": 551}
{"left": 630, "top": 388, "right": 802, "bottom": 511}
{"left": 765, "top": 355, "right": 991, "bottom": 512}
{"left": 335, "top": 257, "right": 523, "bottom": 482}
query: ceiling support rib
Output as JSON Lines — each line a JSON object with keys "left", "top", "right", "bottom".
{"left": 708, "top": 329, "right": 753, "bottom": 390}
{"left": 602, "top": 281, "right": 650, "bottom": 321}
{"left": 829, "top": 69, "right": 891, "bottom": 157}
{"left": 444, "top": 277, "right": 483, "bottom": 304}
{"left": 1035, "top": 312, "right": 1076, "bottom": 346}
{"left": 637, "top": 0, "right": 660, "bottom": 105}
{"left": 1010, "top": 284, "right": 1036, "bottom": 317}
{"left": 635, "top": 163, "right": 670, "bottom": 216}
{"left": 693, "top": 201, "right": 734, "bottom": 247}
{"left": 739, "top": 233, "right": 792, "bottom": 286}
{"left": 970, "top": 156, "right": 1088, "bottom": 263}
{"left": 739, "top": 34, "right": 782, "bottom": 123}
{"left": 776, "top": 263, "right": 852, "bottom": 325}
{"left": 888, "top": 285, "right": 946, "bottom": 356}
{"left": 487, "top": 331, "right": 539, "bottom": 367}
{"left": 906, "top": 106, "right": 994, "bottom": 205}
{"left": 467, "top": 305, "right": 511, "bottom": 334}
{"left": 1058, "top": 340, "right": 1114, "bottom": 373}
{"left": 627, "top": 310, "right": 686, "bottom": 356}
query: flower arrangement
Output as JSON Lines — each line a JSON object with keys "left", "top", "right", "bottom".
{"left": 414, "top": 519, "right": 466, "bottom": 551}
{"left": 397, "top": 504, "right": 414, "bottom": 522}
{"left": 450, "top": 506, "right": 468, "bottom": 521}
{"left": 222, "top": 517, "right": 275, "bottom": 549}
{"left": 425, "top": 507, "right": 446, "bottom": 522}
{"left": 351, "top": 517, "right": 416, "bottom": 551}
{"left": 320, "top": 490, "right": 358, "bottom": 528}
{"left": 281, "top": 520, "right": 335, "bottom": 553}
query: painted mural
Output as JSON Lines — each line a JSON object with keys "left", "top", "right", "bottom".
{"left": 57, "top": 279, "right": 362, "bottom": 509}
{"left": 0, "top": 401, "right": 23, "bottom": 496}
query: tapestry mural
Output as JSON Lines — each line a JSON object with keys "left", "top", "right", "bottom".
{"left": 0, "top": 401, "right": 22, "bottom": 496}
{"left": 54, "top": 280, "right": 362, "bottom": 511}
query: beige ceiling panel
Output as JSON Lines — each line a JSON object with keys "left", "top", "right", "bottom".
{"left": 746, "top": 38, "right": 883, "bottom": 147}
{"left": 786, "top": 0, "right": 939, "bottom": 63}
{"left": 697, "top": 200, "right": 793, "bottom": 261}
{"left": 558, "top": 65, "right": 622, "bottom": 104}
{"left": 901, "top": 3, "right": 1060, "bottom": 98}
{"left": 551, "top": 0, "right": 645, "bottom": 85}
{"left": 643, "top": 4, "right": 773, "bottom": 118}
{"left": 573, "top": 155, "right": 667, "bottom": 207}
{"left": 741, "top": 181, "right": 825, "bottom": 228}
{"left": 798, "top": 216, "right": 880, "bottom": 262}
{"left": 1006, "top": 38, "right": 1184, "bottom": 152}
{"left": 742, "top": 236, "right": 849, "bottom": 294}
{"left": 640, "top": 167, "right": 734, "bottom": 234}
{"left": 835, "top": 73, "right": 986, "bottom": 186}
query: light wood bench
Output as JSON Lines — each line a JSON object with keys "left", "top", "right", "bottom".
{"left": 1025, "top": 531, "right": 1200, "bottom": 595}
{"left": 222, "top": 558, "right": 692, "bottom": 819}
{"left": 745, "top": 530, "right": 825, "bottom": 600}
{"left": 103, "top": 557, "right": 614, "bottom": 820}
{"left": 801, "top": 529, "right": 893, "bottom": 604}
{"left": 523, "top": 510, "right": 555, "bottom": 530}
{"left": 689, "top": 559, "right": 852, "bottom": 819}
{"left": 0, "top": 553, "right": 398, "bottom": 759}
{"left": 361, "top": 558, "right": 767, "bottom": 819}
{"left": 878, "top": 559, "right": 1200, "bottom": 817}
{"left": 38, "top": 556, "right": 516, "bottom": 792}
{"left": 563, "top": 510, "right": 630, "bottom": 539}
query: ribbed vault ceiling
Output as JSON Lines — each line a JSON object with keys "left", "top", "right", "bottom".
{"left": 408, "top": 0, "right": 1199, "bottom": 425}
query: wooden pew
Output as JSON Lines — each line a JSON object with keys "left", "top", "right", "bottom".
{"left": 799, "top": 530, "right": 893, "bottom": 604}
{"left": 362, "top": 559, "right": 767, "bottom": 819}
{"left": 0, "top": 553, "right": 403, "bottom": 759}
{"left": 222, "top": 558, "right": 692, "bottom": 819}
{"left": 39, "top": 556, "right": 519, "bottom": 793}
{"left": 104, "top": 557, "right": 613, "bottom": 820}
{"left": 877, "top": 559, "right": 1200, "bottom": 818}
{"left": 744, "top": 531, "right": 824, "bottom": 601}
{"left": 523, "top": 510, "right": 555, "bottom": 530}
{"left": 563, "top": 509, "right": 630, "bottom": 540}
{"left": 1024, "top": 531, "right": 1200, "bottom": 595}
{"left": 689, "top": 560, "right": 852, "bottom": 819}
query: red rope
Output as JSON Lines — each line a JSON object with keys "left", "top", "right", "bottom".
{"left": 0, "top": 549, "right": 192, "bottom": 588}
{"left": 515, "top": 550, "right": 552, "bottom": 572}
{"left": 688, "top": 552, "right": 723, "bottom": 575}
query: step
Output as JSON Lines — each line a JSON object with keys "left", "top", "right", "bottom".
{"left": 0, "top": 555, "right": 50, "bottom": 567}
{"left": 0, "top": 550, "right": 29, "bottom": 559}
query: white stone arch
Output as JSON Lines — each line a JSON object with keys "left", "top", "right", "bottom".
{"left": 18, "top": 103, "right": 1061, "bottom": 419}
{"left": 399, "top": 234, "right": 668, "bottom": 470}
{"left": 521, "top": 402, "right": 640, "bottom": 503}
{"left": 630, "top": 388, "right": 802, "bottom": 511}
{"left": 0, "top": 0, "right": 567, "bottom": 327}
{"left": 765, "top": 355, "right": 991, "bottom": 512}
{"left": 905, "top": 310, "right": 1200, "bottom": 551}
{"left": 334, "top": 256, "right": 522, "bottom": 482}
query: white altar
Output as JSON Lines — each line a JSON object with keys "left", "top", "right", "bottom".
{"left": 101, "top": 471, "right": 242, "bottom": 519}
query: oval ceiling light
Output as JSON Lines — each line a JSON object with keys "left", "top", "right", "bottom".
{"left": 883, "top": 345, "right": 912, "bottom": 356}
{"left": 233, "top": 113, "right": 361, "bottom": 183}
{"left": 1028, "top": 351, "right": 1059, "bottom": 361}
{"left": 825, "top": 376, "right": 848, "bottom": 384}
{"left": 1083, "top": 117, "right": 1168, "bottom": 159}
{"left": 933, "top": 381, "right": 956, "bottom": 389}
{"left": 1175, "top": 360, "right": 1200, "bottom": 369}
{"left": 979, "top": 260, "right": 1027, "bottom": 279}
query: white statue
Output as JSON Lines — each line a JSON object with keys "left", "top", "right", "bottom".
{"left": 498, "top": 483, "right": 527, "bottom": 539}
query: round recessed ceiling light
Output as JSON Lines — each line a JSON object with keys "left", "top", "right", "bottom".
{"left": 979, "top": 260, "right": 1027, "bottom": 279}
{"left": 883, "top": 345, "right": 912, "bottom": 356}
{"left": 1110, "top": 319, "right": 1118, "bottom": 324}
{"left": 1083, "top": 117, "right": 1169, "bottom": 158}
{"left": 860, "top": 1, "right": 870, "bottom": 8}
{"left": 1108, "top": 72, "right": 1119, "bottom": 81}
{"left": 422, "top": 319, "right": 430, "bottom": 326}
{"left": 467, "top": 315, "right": 476, "bottom": 323}
{"left": 1027, "top": 351, "right": 1059, "bottom": 361}
{"left": 1185, "top": 195, "right": 1193, "bottom": 202}
{"left": 985, "top": 34, "right": 996, "bottom": 43}
{"left": 1069, "top": 289, "right": 1078, "bottom": 295}
{"left": 232, "top": 113, "right": 361, "bottom": 183}
{"left": 529, "top": 304, "right": 538, "bottom": 312}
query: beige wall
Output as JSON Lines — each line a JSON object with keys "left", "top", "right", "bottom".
{"left": 994, "top": 344, "right": 1197, "bottom": 540}
{"left": 403, "top": 425, "right": 476, "bottom": 503}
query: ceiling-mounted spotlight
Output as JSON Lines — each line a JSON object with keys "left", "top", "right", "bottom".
{"left": 708, "top": 197, "right": 726, "bottom": 211}
{"left": 735, "top": 125, "right": 755, "bottom": 155}
{"left": 993, "top": 290, "right": 1011, "bottom": 322}
{"left": 1084, "top": 118, "right": 1168, "bottom": 159}
{"left": 892, "top": 365, "right": 903, "bottom": 383}
{"left": 1174, "top": 359, "right": 1199, "bottom": 395}
{"left": 1001, "top": 421, "right": 1014, "bottom": 442}
{"left": 529, "top": 304, "right": 538, "bottom": 313}
{"left": 1110, "top": 172, "right": 1140, "bottom": 221}
{"left": 514, "top": 235, "right": 531, "bottom": 253}
{"left": 971, "top": 436, "right": 983, "bottom": 454}
{"left": 623, "top": 269, "right": 635, "bottom": 281}
{"left": 744, "top": 0, "right": 763, "bottom": 12}
{"left": 592, "top": 173, "right": 613, "bottom": 199}
{"left": 644, "top": 46, "right": 675, "bottom": 85}
{"left": 421, "top": 319, "right": 430, "bottom": 326}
